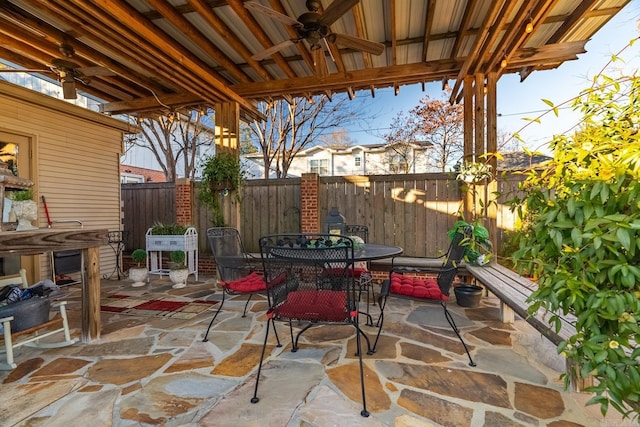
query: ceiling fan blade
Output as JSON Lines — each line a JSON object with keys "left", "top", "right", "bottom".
{"left": 50, "top": 58, "right": 81, "bottom": 70}
{"left": 77, "top": 66, "right": 115, "bottom": 77}
{"left": 252, "top": 39, "right": 296, "bottom": 61}
{"left": 329, "top": 33, "right": 385, "bottom": 55}
{"left": 319, "top": 0, "right": 359, "bottom": 27}
{"left": 312, "top": 45, "right": 328, "bottom": 78}
{"left": 245, "top": 1, "right": 300, "bottom": 27}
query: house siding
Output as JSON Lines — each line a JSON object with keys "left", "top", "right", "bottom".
{"left": 0, "top": 81, "right": 130, "bottom": 281}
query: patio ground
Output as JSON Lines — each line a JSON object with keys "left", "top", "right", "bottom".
{"left": 0, "top": 275, "right": 636, "bottom": 427}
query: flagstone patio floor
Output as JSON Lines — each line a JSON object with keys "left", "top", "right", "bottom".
{"left": 1, "top": 275, "right": 636, "bottom": 427}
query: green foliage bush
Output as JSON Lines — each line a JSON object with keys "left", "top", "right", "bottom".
{"left": 11, "top": 189, "right": 33, "bottom": 201}
{"left": 150, "top": 222, "right": 189, "bottom": 235}
{"left": 131, "top": 249, "right": 147, "bottom": 267}
{"left": 169, "top": 250, "right": 186, "bottom": 269}
{"left": 511, "top": 71, "right": 640, "bottom": 418}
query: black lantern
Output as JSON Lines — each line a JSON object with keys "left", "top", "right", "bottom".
{"left": 324, "top": 206, "right": 346, "bottom": 235}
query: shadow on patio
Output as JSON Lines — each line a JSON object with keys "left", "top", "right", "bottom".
{"left": 0, "top": 276, "right": 631, "bottom": 426}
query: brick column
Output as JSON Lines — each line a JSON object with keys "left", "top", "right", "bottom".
{"left": 175, "top": 178, "right": 192, "bottom": 225}
{"left": 301, "top": 173, "right": 320, "bottom": 233}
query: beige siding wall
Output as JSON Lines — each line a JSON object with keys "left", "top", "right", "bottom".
{"left": 0, "top": 81, "right": 130, "bottom": 281}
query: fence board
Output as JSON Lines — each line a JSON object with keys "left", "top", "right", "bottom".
{"left": 122, "top": 173, "right": 525, "bottom": 259}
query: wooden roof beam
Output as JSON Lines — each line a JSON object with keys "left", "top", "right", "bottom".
{"left": 546, "top": 0, "right": 598, "bottom": 44}
{"left": 449, "top": 0, "right": 505, "bottom": 103}
{"left": 145, "top": 0, "right": 252, "bottom": 84}
{"left": 8, "top": 1, "right": 175, "bottom": 97}
{"left": 233, "top": 60, "right": 464, "bottom": 98}
{"left": 448, "top": 0, "right": 477, "bottom": 60}
{"left": 85, "top": 0, "right": 257, "bottom": 112}
{"left": 226, "top": 0, "right": 298, "bottom": 79}
{"left": 186, "top": 0, "right": 275, "bottom": 81}
{"left": 390, "top": 0, "right": 397, "bottom": 66}
{"left": 422, "top": 0, "right": 436, "bottom": 62}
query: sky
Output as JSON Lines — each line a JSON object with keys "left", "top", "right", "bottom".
{"left": 346, "top": 1, "right": 640, "bottom": 156}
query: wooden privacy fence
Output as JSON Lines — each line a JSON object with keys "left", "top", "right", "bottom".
{"left": 122, "top": 173, "right": 525, "bottom": 257}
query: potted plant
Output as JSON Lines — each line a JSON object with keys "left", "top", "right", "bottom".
{"left": 128, "top": 249, "right": 148, "bottom": 287}
{"left": 448, "top": 219, "right": 492, "bottom": 266}
{"left": 168, "top": 250, "right": 189, "bottom": 289}
{"left": 199, "top": 151, "right": 244, "bottom": 226}
{"left": 10, "top": 189, "right": 38, "bottom": 231}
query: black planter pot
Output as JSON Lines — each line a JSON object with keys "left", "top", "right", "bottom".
{"left": 454, "top": 284, "right": 483, "bottom": 307}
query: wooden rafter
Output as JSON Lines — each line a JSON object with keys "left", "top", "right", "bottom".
{"left": 422, "top": 0, "right": 436, "bottom": 62}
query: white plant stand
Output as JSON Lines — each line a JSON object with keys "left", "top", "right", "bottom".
{"left": 146, "top": 227, "right": 198, "bottom": 281}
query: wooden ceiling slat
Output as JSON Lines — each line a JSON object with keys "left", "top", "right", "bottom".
{"left": 352, "top": 2, "right": 372, "bottom": 70}
{"left": 448, "top": 0, "right": 478, "bottom": 60}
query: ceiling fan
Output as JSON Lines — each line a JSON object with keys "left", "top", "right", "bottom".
{"left": 0, "top": 42, "right": 113, "bottom": 99}
{"left": 245, "top": 0, "right": 384, "bottom": 66}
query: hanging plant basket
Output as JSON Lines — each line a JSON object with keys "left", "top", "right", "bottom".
{"left": 209, "top": 178, "right": 234, "bottom": 192}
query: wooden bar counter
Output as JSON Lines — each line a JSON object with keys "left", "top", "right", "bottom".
{"left": 0, "top": 228, "right": 108, "bottom": 342}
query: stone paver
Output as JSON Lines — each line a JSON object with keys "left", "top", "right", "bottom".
{"left": 0, "top": 276, "right": 632, "bottom": 426}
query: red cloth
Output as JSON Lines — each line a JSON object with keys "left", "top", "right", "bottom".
{"left": 389, "top": 272, "right": 448, "bottom": 301}
{"left": 222, "top": 271, "right": 266, "bottom": 293}
{"left": 276, "top": 290, "right": 348, "bottom": 321}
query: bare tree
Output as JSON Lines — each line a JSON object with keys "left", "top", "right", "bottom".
{"left": 317, "top": 128, "right": 355, "bottom": 149}
{"left": 124, "top": 110, "right": 215, "bottom": 181}
{"left": 384, "top": 91, "right": 464, "bottom": 172}
{"left": 245, "top": 95, "right": 366, "bottom": 178}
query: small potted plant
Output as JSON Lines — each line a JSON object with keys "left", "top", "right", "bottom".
{"left": 128, "top": 249, "right": 148, "bottom": 287}
{"left": 168, "top": 250, "right": 189, "bottom": 289}
{"left": 10, "top": 189, "right": 38, "bottom": 231}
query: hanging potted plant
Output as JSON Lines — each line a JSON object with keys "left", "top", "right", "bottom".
{"left": 128, "top": 249, "right": 148, "bottom": 287}
{"left": 199, "top": 151, "right": 244, "bottom": 226}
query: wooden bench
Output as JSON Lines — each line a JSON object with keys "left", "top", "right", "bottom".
{"left": 464, "top": 263, "right": 590, "bottom": 390}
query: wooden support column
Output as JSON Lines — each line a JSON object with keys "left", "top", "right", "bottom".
{"left": 463, "top": 76, "right": 475, "bottom": 221}
{"left": 214, "top": 102, "right": 241, "bottom": 226}
{"left": 486, "top": 71, "right": 499, "bottom": 254}
{"left": 214, "top": 102, "right": 240, "bottom": 151}
{"left": 474, "top": 73, "right": 485, "bottom": 161}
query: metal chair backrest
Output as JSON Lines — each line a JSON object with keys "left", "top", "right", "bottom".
{"left": 436, "top": 226, "right": 470, "bottom": 296}
{"left": 345, "top": 224, "right": 369, "bottom": 242}
{"left": 207, "top": 227, "right": 251, "bottom": 283}
{"left": 259, "top": 233, "right": 357, "bottom": 319}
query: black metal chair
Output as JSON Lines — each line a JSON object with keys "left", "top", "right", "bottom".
{"left": 373, "top": 226, "right": 476, "bottom": 366}
{"left": 252, "top": 233, "right": 372, "bottom": 418}
{"left": 203, "top": 227, "right": 279, "bottom": 345}
{"left": 344, "top": 224, "right": 375, "bottom": 323}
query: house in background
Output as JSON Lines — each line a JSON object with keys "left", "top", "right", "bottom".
{"left": 120, "top": 165, "right": 167, "bottom": 183}
{"left": 244, "top": 141, "right": 433, "bottom": 178}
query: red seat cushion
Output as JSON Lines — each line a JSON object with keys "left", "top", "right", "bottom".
{"left": 389, "top": 272, "right": 448, "bottom": 301}
{"left": 276, "top": 290, "right": 348, "bottom": 321}
{"left": 222, "top": 271, "right": 266, "bottom": 293}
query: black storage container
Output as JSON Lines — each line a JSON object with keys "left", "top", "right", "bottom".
{"left": 0, "top": 296, "right": 50, "bottom": 332}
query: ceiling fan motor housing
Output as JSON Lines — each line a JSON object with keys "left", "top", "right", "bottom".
{"left": 297, "top": 12, "right": 329, "bottom": 45}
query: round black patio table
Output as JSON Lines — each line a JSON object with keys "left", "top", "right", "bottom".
{"left": 353, "top": 243, "right": 403, "bottom": 261}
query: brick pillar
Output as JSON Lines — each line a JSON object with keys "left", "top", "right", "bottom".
{"left": 175, "top": 178, "right": 192, "bottom": 225}
{"left": 301, "top": 173, "right": 320, "bottom": 233}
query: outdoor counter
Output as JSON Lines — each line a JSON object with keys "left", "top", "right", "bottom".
{"left": 0, "top": 228, "right": 108, "bottom": 342}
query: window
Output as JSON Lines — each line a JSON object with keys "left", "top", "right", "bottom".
{"left": 354, "top": 156, "right": 361, "bottom": 167}
{"left": 309, "top": 159, "right": 329, "bottom": 175}
{"left": 389, "top": 155, "right": 408, "bottom": 173}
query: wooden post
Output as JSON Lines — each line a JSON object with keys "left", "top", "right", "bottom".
{"left": 486, "top": 72, "right": 499, "bottom": 253}
{"left": 85, "top": 246, "right": 101, "bottom": 341}
{"left": 463, "top": 76, "right": 474, "bottom": 221}
{"left": 214, "top": 102, "right": 241, "bottom": 226}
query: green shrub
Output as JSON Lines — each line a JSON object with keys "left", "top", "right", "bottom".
{"left": 11, "top": 189, "right": 33, "bottom": 201}
{"left": 131, "top": 249, "right": 147, "bottom": 267}
{"left": 511, "top": 71, "right": 640, "bottom": 418}
{"left": 169, "top": 250, "right": 186, "bottom": 269}
{"left": 150, "top": 222, "right": 189, "bottom": 235}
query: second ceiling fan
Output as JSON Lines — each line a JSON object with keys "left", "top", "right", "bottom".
{"left": 246, "top": 0, "right": 384, "bottom": 72}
